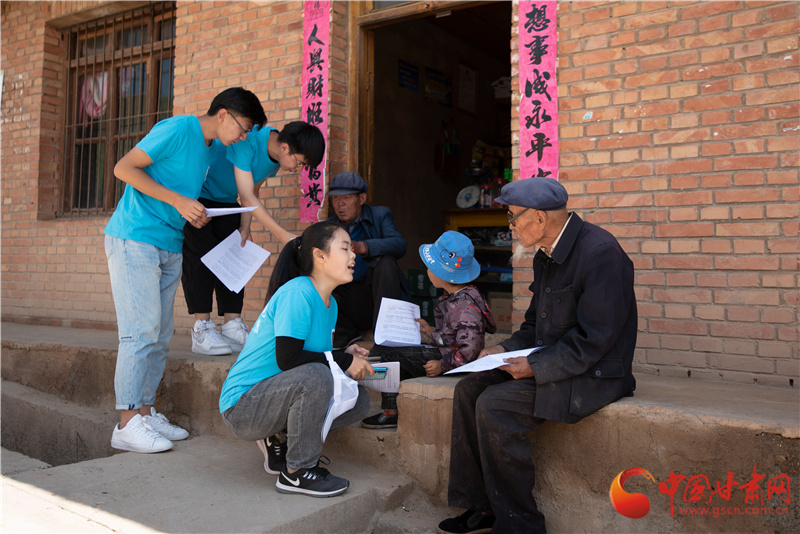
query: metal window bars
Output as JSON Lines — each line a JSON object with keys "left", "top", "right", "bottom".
{"left": 61, "top": 2, "right": 175, "bottom": 215}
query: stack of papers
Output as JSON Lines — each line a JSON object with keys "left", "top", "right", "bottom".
{"left": 200, "top": 230, "right": 270, "bottom": 294}
{"left": 374, "top": 298, "right": 421, "bottom": 346}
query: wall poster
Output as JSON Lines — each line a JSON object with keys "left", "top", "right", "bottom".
{"left": 518, "top": 0, "right": 559, "bottom": 181}
{"left": 300, "top": 0, "right": 331, "bottom": 222}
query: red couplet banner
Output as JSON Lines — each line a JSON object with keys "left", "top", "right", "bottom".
{"left": 518, "top": 0, "right": 559, "bottom": 181}
{"left": 300, "top": 0, "right": 331, "bottom": 222}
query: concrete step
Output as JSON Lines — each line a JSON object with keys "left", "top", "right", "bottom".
{"left": 1, "top": 436, "right": 427, "bottom": 534}
{"left": 3, "top": 321, "right": 799, "bottom": 533}
{"left": 1, "top": 380, "right": 119, "bottom": 466}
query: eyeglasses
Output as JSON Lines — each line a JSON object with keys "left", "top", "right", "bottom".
{"left": 291, "top": 152, "right": 309, "bottom": 171}
{"left": 507, "top": 207, "right": 530, "bottom": 226}
{"left": 229, "top": 113, "right": 253, "bottom": 138}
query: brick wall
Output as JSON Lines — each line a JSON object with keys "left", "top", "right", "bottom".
{"left": 543, "top": 0, "right": 799, "bottom": 386}
{"left": 1, "top": 1, "right": 798, "bottom": 385}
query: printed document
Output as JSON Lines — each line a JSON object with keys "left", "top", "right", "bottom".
{"left": 374, "top": 298, "right": 421, "bottom": 346}
{"left": 444, "top": 347, "right": 544, "bottom": 374}
{"left": 200, "top": 230, "right": 270, "bottom": 294}
{"left": 206, "top": 206, "right": 257, "bottom": 217}
{"left": 357, "top": 361, "right": 400, "bottom": 393}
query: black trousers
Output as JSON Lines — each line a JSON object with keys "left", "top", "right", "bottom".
{"left": 331, "top": 255, "right": 410, "bottom": 347}
{"left": 182, "top": 197, "right": 244, "bottom": 316}
{"left": 370, "top": 344, "right": 441, "bottom": 410}
{"left": 448, "top": 369, "right": 547, "bottom": 534}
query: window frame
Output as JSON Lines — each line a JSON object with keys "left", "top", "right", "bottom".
{"left": 61, "top": 2, "right": 176, "bottom": 216}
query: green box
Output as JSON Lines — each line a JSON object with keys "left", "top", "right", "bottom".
{"left": 412, "top": 296, "right": 437, "bottom": 324}
{"left": 408, "top": 268, "right": 442, "bottom": 298}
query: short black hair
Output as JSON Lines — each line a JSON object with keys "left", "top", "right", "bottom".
{"left": 278, "top": 121, "right": 326, "bottom": 169}
{"left": 207, "top": 87, "right": 267, "bottom": 128}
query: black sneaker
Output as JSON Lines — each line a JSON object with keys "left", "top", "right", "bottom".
{"left": 361, "top": 412, "right": 398, "bottom": 429}
{"left": 256, "top": 434, "right": 286, "bottom": 475}
{"left": 438, "top": 510, "right": 496, "bottom": 534}
{"left": 275, "top": 461, "right": 350, "bottom": 498}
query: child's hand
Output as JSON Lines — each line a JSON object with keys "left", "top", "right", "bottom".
{"left": 415, "top": 318, "right": 433, "bottom": 337}
{"left": 423, "top": 360, "right": 442, "bottom": 377}
{"left": 346, "top": 343, "right": 370, "bottom": 360}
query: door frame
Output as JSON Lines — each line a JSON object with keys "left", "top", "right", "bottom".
{"left": 347, "top": 1, "right": 491, "bottom": 198}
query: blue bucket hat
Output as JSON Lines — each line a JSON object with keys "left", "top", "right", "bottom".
{"left": 418, "top": 231, "right": 481, "bottom": 284}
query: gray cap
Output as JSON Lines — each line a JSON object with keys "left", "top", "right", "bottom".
{"left": 493, "top": 177, "right": 568, "bottom": 210}
{"left": 327, "top": 172, "right": 368, "bottom": 196}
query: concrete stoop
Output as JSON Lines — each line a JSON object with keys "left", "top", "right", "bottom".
{"left": 3, "top": 322, "right": 800, "bottom": 533}
{"left": 1, "top": 437, "right": 433, "bottom": 534}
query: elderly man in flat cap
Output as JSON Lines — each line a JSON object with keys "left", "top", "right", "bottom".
{"left": 326, "top": 172, "right": 411, "bottom": 348}
{"left": 438, "top": 177, "right": 638, "bottom": 534}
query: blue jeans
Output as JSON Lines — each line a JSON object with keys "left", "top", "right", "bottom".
{"left": 105, "top": 235, "right": 182, "bottom": 410}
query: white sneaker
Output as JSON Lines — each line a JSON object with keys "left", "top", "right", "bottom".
{"left": 220, "top": 318, "right": 249, "bottom": 351}
{"left": 143, "top": 407, "right": 189, "bottom": 441}
{"left": 191, "top": 319, "right": 232, "bottom": 355}
{"left": 111, "top": 414, "right": 173, "bottom": 453}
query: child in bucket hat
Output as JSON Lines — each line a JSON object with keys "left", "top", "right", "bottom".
{"left": 361, "top": 231, "right": 497, "bottom": 430}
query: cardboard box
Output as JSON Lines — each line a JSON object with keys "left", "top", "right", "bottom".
{"left": 411, "top": 296, "right": 437, "bottom": 324}
{"left": 408, "top": 269, "right": 442, "bottom": 298}
{"left": 488, "top": 292, "right": 513, "bottom": 333}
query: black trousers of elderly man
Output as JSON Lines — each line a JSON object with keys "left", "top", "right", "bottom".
{"left": 439, "top": 177, "right": 638, "bottom": 534}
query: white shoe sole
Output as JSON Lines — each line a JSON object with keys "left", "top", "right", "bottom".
{"left": 275, "top": 480, "right": 349, "bottom": 497}
{"left": 110, "top": 438, "right": 173, "bottom": 453}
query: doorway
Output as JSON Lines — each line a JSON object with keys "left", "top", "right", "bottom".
{"left": 356, "top": 2, "right": 512, "bottom": 270}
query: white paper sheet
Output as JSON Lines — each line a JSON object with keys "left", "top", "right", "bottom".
{"left": 374, "top": 298, "right": 421, "bottom": 347}
{"left": 206, "top": 206, "right": 257, "bottom": 217}
{"left": 357, "top": 361, "right": 400, "bottom": 393}
{"left": 443, "top": 347, "right": 544, "bottom": 374}
{"left": 200, "top": 230, "right": 270, "bottom": 293}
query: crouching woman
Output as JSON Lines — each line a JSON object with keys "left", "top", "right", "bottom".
{"left": 219, "top": 221, "right": 373, "bottom": 497}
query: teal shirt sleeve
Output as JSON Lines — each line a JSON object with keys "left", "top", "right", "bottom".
{"left": 271, "top": 289, "right": 313, "bottom": 341}
{"left": 137, "top": 119, "right": 181, "bottom": 165}
{"left": 227, "top": 138, "right": 257, "bottom": 173}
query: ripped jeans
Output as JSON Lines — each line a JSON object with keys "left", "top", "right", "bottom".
{"left": 105, "top": 235, "right": 182, "bottom": 410}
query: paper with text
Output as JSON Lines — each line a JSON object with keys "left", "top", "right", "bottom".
{"left": 374, "top": 298, "right": 422, "bottom": 347}
{"left": 200, "top": 230, "right": 270, "bottom": 294}
{"left": 444, "top": 347, "right": 544, "bottom": 374}
{"left": 206, "top": 206, "right": 257, "bottom": 217}
{"left": 358, "top": 361, "right": 400, "bottom": 393}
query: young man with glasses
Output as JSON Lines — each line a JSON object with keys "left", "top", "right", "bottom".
{"left": 105, "top": 87, "right": 267, "bottom": 454}
{"left": 182, "top": 121, "right": 325, "bottom": 355}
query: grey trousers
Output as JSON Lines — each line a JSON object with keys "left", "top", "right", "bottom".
{"left": 221, "top": 362, "right": 370, "bottom": 470}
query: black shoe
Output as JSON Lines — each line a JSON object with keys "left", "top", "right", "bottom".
{"left": 361, "top": 412, "right": 398, "bottom": 429}
{"left": 256, "top": 434, "right": 286, "bottom": 475}
{"left": 275, "top": 460, "right": 350, "bottom": 498}
{"left": 438, "top": 510, "right": 496, "bottom": 534}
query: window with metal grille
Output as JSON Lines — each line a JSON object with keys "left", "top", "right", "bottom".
{"left": 61, "top": 2, "right": 176, "bottom": 215}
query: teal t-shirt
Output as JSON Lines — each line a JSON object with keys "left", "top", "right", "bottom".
{"left": 200, "top": 126, "right": 279, "bottom": 203}
{"left": 104, "top": 115, "right": 213, "bottom": 253}
{"left": 219, "top": 276, "right": 337, "bottom": 413}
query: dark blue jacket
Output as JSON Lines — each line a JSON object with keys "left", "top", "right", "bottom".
{"left": 501, "top": 213, "right": 637, "bottom": 424}
{"left": 327, "top": 204, "right": 407, "bottom": 263}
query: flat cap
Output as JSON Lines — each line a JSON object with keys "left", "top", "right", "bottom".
{"left": 327, "top": 172, "right": 368, "bottom": 196}
{"left": 493, "top": 177, "right": 568, "bottom": 210}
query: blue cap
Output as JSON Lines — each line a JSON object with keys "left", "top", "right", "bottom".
{"left": 493, "top": 177, "right": 568, "bottom": 210}
{"left": 328, "top": 172, "right": 368, "bottom": 196}
{"left": 418, "top": 231, "right": 481, "bottom": 285}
